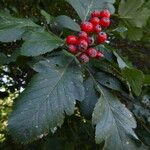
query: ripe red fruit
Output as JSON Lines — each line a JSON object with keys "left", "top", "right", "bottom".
{"left": 99, "top": 18, "right": 110, "bottom": 28}
{"left": 91, "top": 10, "right": 100, "bottom": 18}
{"left": 89, "top": 17, "right": 100, "bottom": 26}
{"left": 79, "top": 53, "right": 90, "bottom": 63}
{"left": 93, "top": 25, "right": 102, "bottom": 33}
{"left": 80, "top": 22, "right": 93, "bottom": 33}
{"left": 87, "top": 36, "right": 94, "bottom": 46}
{"left": 86, "top": 48, "right": 97, "bottom": 58}
{"left": 77, "top": 39, "right": 88, "bottom": 51}
{"left": 68, "top": 45, "right": 77, "bottom": 54}
{"left": 99, "top": 9, "right": 111, "bottom": 18}
{"left": 97, "top": 32, "right": 107, "bottom": 43}
{"left": 66, "top": 35, "right": 78, "bottom": 45}
{"left": 96, "top": 52, "right": 104, "bottom": 58}
{"left": 78, "top": 31, "right": 88, "bottom": 40}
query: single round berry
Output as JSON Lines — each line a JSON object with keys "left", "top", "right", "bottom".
{"left": 68, "top": 45, "right": 77, "bottom": 54}
{"left": 97, "top": 32, "right": 107, "bottom": 43}
{"left": 99, "top": 18, "right": 110, "bottom": 28}
{"left": 66, "top": 35, "right": 78, "bottom": 45}
{"left": 78, "top": 31, "right": 88, "bottom": 40}
{"left": 87, "top": 36, "right": 94, "bottom": 46}
{"left": 91, "top": 10, "right": 100, "bottom": 18}
{"left": 99, "top": 9, "right": 110, "bottom": 18}
{"left": 86, "top": 48, "right": 97, "bottom": 58}
{"left": 79, "top": 53, "right": 90, "bottom": 63}
{"left": 93, "top": 25, "right": 102, "bottom": 33}
{"left": 96, "top": 51, "right": 104, "bottom": 58}
{"left": 77, "top": 39, "right": 88, "bottom": 51}
{"left": 90, "top": 17, "right": 100, "bottom": 26}
{"left": 80, "top": 22, "right": 93, "bottom": 33}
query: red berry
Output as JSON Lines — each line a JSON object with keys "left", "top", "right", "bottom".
{"left": 87, "top": 36, "right": 94, "bottom": 46}
{"left": 86, "top": 48, "right": 97, "bottom": 58}
{"left": 96, "top": 52, "right": 104, "bottom": 58}
{"left": 100, "top": 9, "right": 111, "bottom": 18}
{"left": 97, "top": 32, "right": 107, "bottom": 43}
{"left": 80, "top": 22, "right": 93, "bottom": 33}
{"left": 77, "top": 39, "right": 88, "bottom": 51}
{"left": 91, "top": 10, "right": 100, "bottom": 18}
{"left": 68, "top": 45, "right": 77, "bottom": 54}
{"left": 79, "top": 53, "right": 90, "bottom": 63}
{"left": 93, "top": 25, "right": 102, "bottom": 33}
{"left": 99, "top": 18, "right": 110, "bottom": 28}
{"left": 66, "top": 35, "right": 78, "bottom": 45}
{"left": 90, "top": 17, "right": 100, "bottom": 26}
{"left": 78, "top": 31, "right": 88, "bottom": 40}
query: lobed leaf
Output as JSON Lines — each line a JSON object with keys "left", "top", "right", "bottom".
{"left": 118, "top": 0, "right": 143, "bottom": 18}
{"left": 8, "top": 54, "right": 84, "bottom": 143}
{"left": 119, "top": 0, "right": 150, "bottom": 27}
{"left": 122, "top": 68, "right": 144, "bottom": 96}
{"left": 66, "top": 0, "right": 115, "bottom": 21}
{"left": 55, "top": 15, "right": 80, "bottom": 31}
{"left": 21, "top": 31, "right": 64, "bottom": 56}
{"left": 118, "top": 0, "right": 150, "bottom": 40}
{"left": 119, "top": 21, "right": 143, "bottom": 41}
{"left": 92, "top": 86, "right": 140, "bottom": 149}
{"left": 0, "top": 11, "right": 39, "bottom": 42}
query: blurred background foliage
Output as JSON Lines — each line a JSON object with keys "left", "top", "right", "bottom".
{"left": 0, "top": 0, "right": 150, "bottom": 149}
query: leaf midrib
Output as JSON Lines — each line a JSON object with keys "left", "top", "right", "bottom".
{"left": 84, "top": 0, "right": 94, "bottom": 21}
{"left": 45, "top": 58, "right": 74, "bottom": 101}
{"left": 86, "top": 67, "right": 127, "bottom": 149}
{"left": 20, "top": 58, "right": 74, "bottom": 130}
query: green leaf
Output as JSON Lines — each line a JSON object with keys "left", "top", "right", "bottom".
{"left": 119, "top": 21, "right": 143, "bottom": 41}
{"left": 122, "top": 68, "right": 144, "bottom": 96}
{"left": 21, "top": 31, "right": 64, "bottom": 56}
{"left": 92, "top": 86, "right": 139, "bottom": 149}
{"left": 0, "top": 53, "right": 9, "bottom": 65}
{"left": 0, "top": 11, "right": 39, "bottom": 42}
{"left": 55, "top": 15, "right": 80, "bottom": 31}
{"left": 125, "top": 26, "right": 143, "bottom": 41}
{"left": 118, "top": 0, "right": 150, "bottom": 40}
{"left": 8, "top": 54, "right": 84, "bottom": 143}
{"left": 143, "top": 1, "right": 150, "bottom": 9}
{"left": 113, "top": 52, "right": 145, "bottom": 95}
{"left": 113, "top": 51, "right": 128, "bottom": 69}
{"left": 144, "top": 74, "right": 150, "bottom": 85}
{"left": 131, "top": 8, "right": 150, "bottom": 28}
{"left": 66, "top": 0, "right": 115, "bottom": 21}
{"left": 118, "top": 0, "right": 143, "bottom": 18}
{"left": 96, "top": 71, "right": 124, "bottom": 92}
{"left": 95, "top": 45, "right": 114, "bottom": 62}
{"left": 119, "top": 0, "right": 150, "bottom": 27}
{"left": 80, "top": 77, "right": 98, "bottom": 119}
{"left": 41, "top": 10, "right": 53, "bottom": 24}
{"left": 0, "top": 50, "right": 20, "bottom": 65}
{"left": 113, "top": 27, "right": 128, "bottom": 33}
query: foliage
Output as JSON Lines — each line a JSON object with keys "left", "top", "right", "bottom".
{"left": 0, "top": 0, "right": 150, "bottom": 149}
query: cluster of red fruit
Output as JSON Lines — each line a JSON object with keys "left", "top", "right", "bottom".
{"left": 66, "top": 9, "right": 111, "bottom": 63}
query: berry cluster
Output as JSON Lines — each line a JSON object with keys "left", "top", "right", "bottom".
{"left": 66, "top": 9, "right": 111, "bottom": 63}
